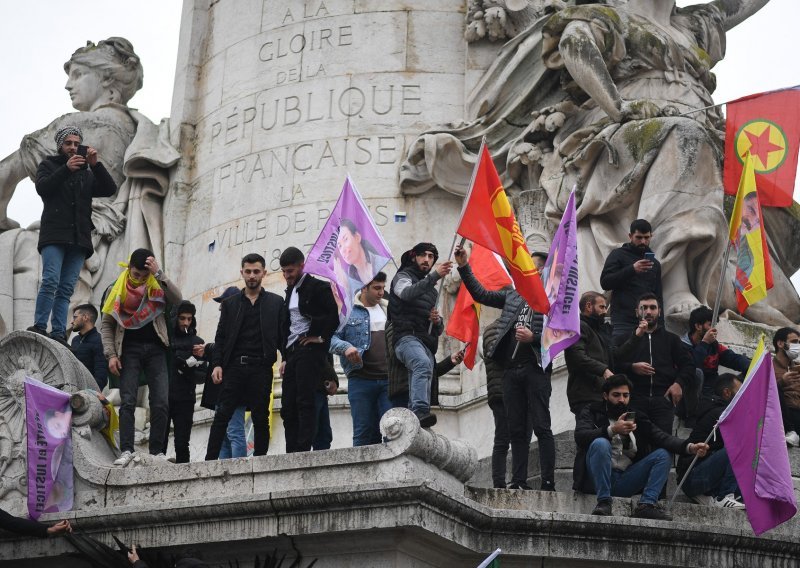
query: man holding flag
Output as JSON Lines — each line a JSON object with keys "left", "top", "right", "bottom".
{"left": 454, "top": 245, "right": 555, "bottom": 491}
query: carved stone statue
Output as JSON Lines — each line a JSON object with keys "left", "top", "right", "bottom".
{"left": 401, "top": 0, "right": 800, "bottom": 326}
{"left": 0, "top": 38, "right": 179, "bottom": 332}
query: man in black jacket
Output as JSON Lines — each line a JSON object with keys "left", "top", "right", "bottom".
{"left": 615, "top": 293, "right": 695, "bottom": 436}
{"left": 600, "top": 219, "right": 663, "bottom": 345}
{"left": 279, "top": 247, "right": 339, "bottom": 453}
{"left": 455, "top": 245, "right": 555, "bottom": 491}
{"left": 29, "top": 126, "right": 116, "bottom": 343}
{"left": 565, "top": 291, "right": 645, "bottom": 416}
{"left": 575, "top": 375, "right": 708, "bottom": 520}
{"left": 677, "top": 373, "right": 745, "bottom": 509}
{"left": 387, "top": 243, "right": 452, "bottom": 428}
{"left": 0, "top": 508, "right": 71, "bottom": 538}
{"left": 205, "top": 253, "right": 285, "bottom": 460}
{"left": 70, "top": 304, "right": 108, "bottom": 390}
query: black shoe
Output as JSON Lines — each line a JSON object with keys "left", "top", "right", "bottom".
{"left": 540, "top": 480, "right": 556, "bottom": 492}
{"left": 507, "top": 482, "right": 533, "bottom": 490}
{"left": 49, "top": 332, "right": 69, "bottom": 347}
{"left": 26, "top": 325, "right": 48, "bottom": 336}
{"left": 631, "top": 503, "right": 673, "bottom": 521}
{"left": 417, "top": 413, "right": 437, "bottom": 428}
{"left": 592, "top": 499, "right": 613, "bottom": 516}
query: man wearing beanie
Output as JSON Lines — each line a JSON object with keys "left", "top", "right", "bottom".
{"left": 387, "top": 242, "right": 452, "bottom": 427}
{"left": 101, "top": 248, "right": 182, "bottom": 466}
{"left": 29, "top": 125, "right": 116, "bottom": 343}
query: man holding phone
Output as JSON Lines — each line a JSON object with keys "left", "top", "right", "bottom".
{"left": 29, "top": 125, "right": 116, "bottom": 344}
{"left": 600, "top": 219, "right": 663, "bottom": 345}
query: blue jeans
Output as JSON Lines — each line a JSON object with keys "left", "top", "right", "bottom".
{"left": 34, "top": 244, "right": 85, "bottom": 336}
{"left": 217, "top": 405, "right": 247, "bottom": 459}
{"left": 681, "top": 448, "right": 739, "bottom": 499}
{"left": 348, "top": 377, "right": 391, "bottom": 446}
{"left": 586, "top": 438, "right": 671, "bottom": 504}
{"left": 394, "top": 335, "right": 434, "bottom": 416}
{"left": 312, "top": 391, "right": 333, "bottom": 450}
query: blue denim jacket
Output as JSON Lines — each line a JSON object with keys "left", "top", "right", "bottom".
{"left": 329, "top": 299, "right": 387, "bottom": 376}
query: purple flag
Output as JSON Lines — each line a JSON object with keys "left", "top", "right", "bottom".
{"left": 24, "top": 377, "right": 73, "bottom": 520}
{"left": 305, "top": 176, "right": 393, "bottom": 328}
{"left": 540, "top": 190, "right": 580, "bottom": 368}
{"left": 718, "top": 341, "right": 797, "bottom": 535}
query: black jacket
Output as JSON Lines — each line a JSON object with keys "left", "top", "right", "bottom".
{"left": 171, "top": 318, "right": 207, "bottom": 403}
{"left": 564, "top": 315, "right": 638, "bottom": 412}
{"left": 282, "top": 274, "right": 339, "bottom": 352}
{"left": 614, "top": 326, "right": 695, "bottom": 398}
{"left": 676, "top": 395, "right": 728, "bottom": 481}
{"left": 35, "top": 154, "right": 117, "bottom": 258}
{"left": 0, "top": 507, "right": 49, "bottom": 538}
{"left": 600, "top": 243, "right": 663, "bottom": 329}
{"left": 213, "top": 289, "right": 285, "bottom": 369}
{"left": 573, "top": 401, "right": 689, "bottom": 493}
{"left": 387, "top": 264, "right": 443, "bottom": 354}
{"left": 70, "top": 327, "right": 108, "bottom": 390}
{"left": 457, "top": 264, "right": 544, "bottom": 363}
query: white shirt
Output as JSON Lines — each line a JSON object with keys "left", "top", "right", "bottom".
{"left": 366, "top": 303, "right": 387, "bottom": 332}
{"left": 287, "top": 273, "right": 310, "bottom": 348}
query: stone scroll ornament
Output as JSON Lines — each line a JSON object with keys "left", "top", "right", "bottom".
{"left": 400, "top": 0, "right": 800, "bottom": 327}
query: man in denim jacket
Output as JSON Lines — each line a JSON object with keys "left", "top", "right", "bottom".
{"left": 330, "top": 272, "right": 391, "bottom": 446}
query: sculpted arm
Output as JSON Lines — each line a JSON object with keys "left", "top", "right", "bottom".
{"left": 0, "top": 150, "right": 28, "bottom": 229}
{"left": 711, "top": 0, "right": 770, "bottom": 31}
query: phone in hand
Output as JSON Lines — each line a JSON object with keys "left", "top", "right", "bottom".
{"left": 625, "top": 411, "right": 636, "bottom": 423}
{"left": 644, "top": 252, "right": 655, "bottom": 262}
{"left": 76, "top": 145, "right": 89, "bottom": 169}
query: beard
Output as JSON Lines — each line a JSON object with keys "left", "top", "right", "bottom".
{"left": 606, "top": 402, "right": 628, "bottom": 420}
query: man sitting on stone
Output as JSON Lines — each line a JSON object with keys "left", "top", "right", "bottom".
{"left": 69, "top": 304, "right": 108, "bottom": 390}
{"left": 772, "top": 327, "right": 800, "bottom": 447}
{"left": 565, "top": 291, "right": 644, "bottom": 417}
{"left": 677, "top": 373, "right": 745, "bottom": 509}
{"left": 600, "top": 219, "right": 663, "bottom": 345}
{"left": 614, "top": 293, "right": 695, "bottom": 436}
{"left": 574, "top": 374, "right": 708, "bottom": 520}
{"left": 681, "top": 306, "right": 750, "bottom": 399}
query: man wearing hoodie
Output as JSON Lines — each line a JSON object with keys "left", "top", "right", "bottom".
{"left": 615, "top": 293, "right": 695, "bottom": 436}
{"left": 600, "top": 219, "right": 663, "bottom": 345}
{"left": 330, "top": 272, "right": 391, "bottom": 446}
{"left": 166, "top": 301, "right": 208, "bottom": 463}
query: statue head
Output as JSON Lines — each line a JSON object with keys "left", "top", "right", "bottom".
{"left": 64, "top": 37, "right": 143, "bottom": 111}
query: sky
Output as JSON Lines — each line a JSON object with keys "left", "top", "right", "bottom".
{"left": 0, "top": 0, "right": 798, "bottom": 284}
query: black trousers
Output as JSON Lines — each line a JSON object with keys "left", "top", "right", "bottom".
{"left": 629, "top": 393, "right": 675, "bottom": 436}
{"left": 489, "top": 398, "right": 511, "bottom": 488}
{"left": 503, "top": 362, "right": 554, "bottom": 487}
{"left": 281, "top": 345, "right": 327, "bottom": 453}
{"left": 164, "top": 399, "right": 195, "bottom": 463}
{"left": 205, "top": 364, "right": 271, "bottom": 459}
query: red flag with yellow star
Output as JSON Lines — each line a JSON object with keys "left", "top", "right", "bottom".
{"left": 724, "top": 86, "right": 800, "bottom": 207}
{"left": 456, "top": 144, "right": 550, "bottom": 314}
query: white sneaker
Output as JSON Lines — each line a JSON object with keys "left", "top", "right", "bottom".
{"left": 713, "top": 494, "right": 746, "bottom": 509}
{"left": 113, "top": 451, "right": 134, "bottom": 467}
{"left": 691, "top": 495, "right": 715, "bottom": 507}
{"left": 785, "top": 431, "right": 799, "bottom": 447}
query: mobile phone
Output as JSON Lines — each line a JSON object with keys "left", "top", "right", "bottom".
{"left": 644, "top": 252, "right": 655, "bottom": 262}
{"left": 625, "top": 411, "right": 636, "bottom": 423}
{"left": 76, "top": 145, "right": 89, "bottom": 169}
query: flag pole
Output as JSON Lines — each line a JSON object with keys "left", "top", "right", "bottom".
{"left": 667, "top": 422, "right": 719, "bottom": 509}
{"left": 710, "top": 241, "right": 733, "bottom": 328}
{"left": 428, "top": 137, "right": 488, "bottom": 334}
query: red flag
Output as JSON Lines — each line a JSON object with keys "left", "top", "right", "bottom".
{"left": 456, "top": 144, "right": 550, "bottom": 313}
{"left": 446, "top": 244, "right": 511, "bottom": 369}
{"left": 724, "top": 86, "right": 800, "bottom": 207}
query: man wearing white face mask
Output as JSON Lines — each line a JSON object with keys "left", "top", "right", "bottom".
{"left": 773, "top": 327, "right": 800, "bottom": 447}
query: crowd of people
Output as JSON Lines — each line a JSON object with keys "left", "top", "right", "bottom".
{"left": 9, "top": 126, "right": 800, "bottom": 538}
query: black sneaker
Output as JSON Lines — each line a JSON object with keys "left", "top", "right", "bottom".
{"left": 592, "top": 499, "right": 613, "bottom": 516}
{"left": 26, "top": 325, "right": 48, "bottom": 336}
{"left": 540, "top": 480, "right": 556, "bottom": 492}
{"left": 49, "top": 332, "right": 69, "bottom": 347}
{"left": 507, "top": 482, "right": 533, "bottom": 490}
{"left": 631, "top": 503, "right": 673, "bottom": 521}
{"left": 417, "top": 413, "right": 437, "bottom": 428}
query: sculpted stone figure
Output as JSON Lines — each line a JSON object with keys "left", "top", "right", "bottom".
{"left": 0, "top": 38, "right": 179, "bottom": 333}
{"left": 401, "top": 0, "right": 800, "bottom": 326}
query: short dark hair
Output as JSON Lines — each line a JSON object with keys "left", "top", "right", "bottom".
{"left": 129, "top": 248, "right": 154, "bottom": 270}
{"left": 773, "top": 327, "right": 800, "bottom": 351}
{"left": 603, "top": 374, "right": 633, "bottom": 393}
{"left": 531, "top": 251, "right": 548, "bottom": 263}
{"left": 241, "top": 253, "right": 265, "bottom": 268}
{"left": 368, "top": 271, "right": 387, "bottom": 285}
{"left": 637, "top": 292, "right": 659, "bottom": 306}
{"left": 714, "top": 373, "right": 741, "bottom": 399}
{"left": 580, "top": 291, "right": 604, "bottom": 312}
{"left": 689, "top": 305, "right": 713, "bottom": 334}
{"left": 630, "top": 219, "right": 652, "bottom": 234}
{"left": 279, "top": 246, "right": 305, "bottom": 267}
{"left": 73, "top": 304, "right": 98, "bottom": 324}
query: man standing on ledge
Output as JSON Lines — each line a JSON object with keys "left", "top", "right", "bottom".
{"left": 279, "top": 246, "right": 339, "bottom": 453}
{"left": 205, "top": 253, "right": 284, "bottom": 460}
{"left": 601, "top": 219, "right": 663, "bottom": 345}
{"left": 70, "top": 304, "right": 108, "bottom": 390}
{"left": 387, "top": 243, "right": 452, "bottom": 428}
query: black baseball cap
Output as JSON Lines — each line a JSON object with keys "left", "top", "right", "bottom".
{"left": 213, "top": 286, "right": 240, "bottom": 302}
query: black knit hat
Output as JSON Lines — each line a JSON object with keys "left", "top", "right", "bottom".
{"left": 176, "top": 300, "right": 196, "bottom": 316}
{"left": 401, "top": 242, "right": 439, "bottom": 267}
